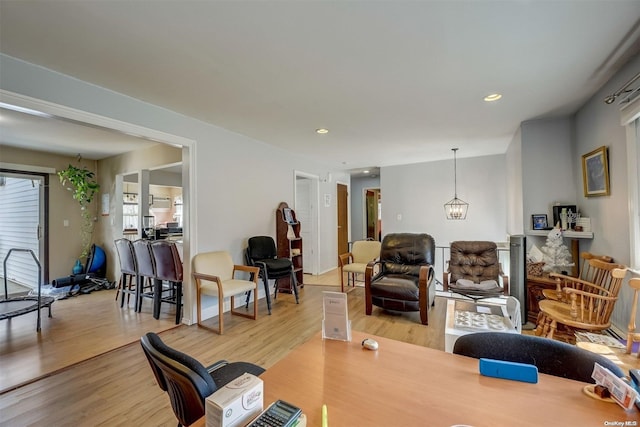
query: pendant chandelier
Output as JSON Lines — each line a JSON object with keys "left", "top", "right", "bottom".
{"left": 444, "top": 148, "right": 468, "bottom": 220}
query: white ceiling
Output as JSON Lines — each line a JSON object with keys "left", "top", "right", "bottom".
{"left": 1, "top": 1, "right": 639, "bottom": 171}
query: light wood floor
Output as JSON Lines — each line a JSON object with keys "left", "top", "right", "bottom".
{"left": 1, "top": 269, "right": 638, "bottom": 426}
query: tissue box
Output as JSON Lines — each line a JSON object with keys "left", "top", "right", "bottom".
{"left": 205, "top": 373, "right": 263, "bottom": 427}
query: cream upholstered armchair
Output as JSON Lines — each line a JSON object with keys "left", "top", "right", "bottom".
{"left": 338, "top": 240, "right": 381, "bottom": 292}
{"left": 192, "top": 251, "right": 259, "bottom": 334}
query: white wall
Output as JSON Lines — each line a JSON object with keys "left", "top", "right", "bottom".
{"left": 381, "top": 154, "right": 508, "bottom": 245}
{"left": 573, "top": 54, "right": 640, "bottom": 331}
{"left": 521, "top": 117, "right": 576, "bottom": 229}
{"left": 0, "top": 54, "right": 349, "bottom": 323}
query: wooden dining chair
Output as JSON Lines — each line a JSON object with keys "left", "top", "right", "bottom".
{"left": 535, "top": 268, "right": 627, "bottom": 340}
{"left": 626, "top": 277, "right": 640, "bottom": 357}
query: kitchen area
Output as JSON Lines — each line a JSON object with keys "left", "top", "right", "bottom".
{"left": 122, "top": 167, "right": 183, "bottom": 247}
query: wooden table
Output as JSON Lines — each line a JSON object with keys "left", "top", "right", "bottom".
{"left": 196, "top": 331, "right": 637, "bottom": 426}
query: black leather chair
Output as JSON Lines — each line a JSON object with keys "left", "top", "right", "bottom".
{"left": 364, "top": 233, "right": 435, "bottom": 325}
{"left": 245, "top": 236, "right": 298, "bottom": 314}
{"left": 452, "top": 332, "right": 625, "bottom": 383}
{"left": 140, "top": 332, "right": 265, "bottom": 427}
{"left": 443, "top": 241, "right": 509, "bottom": 298}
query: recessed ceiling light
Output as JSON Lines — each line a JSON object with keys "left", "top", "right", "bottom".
{"left": 316, "top": 128, "right": 329, "bottom": 134}
{"left": 484, "top": 93, "right": 502, "bottom": 102}
{"left": 363, "top": 170, "right": 370, "bottom": 174}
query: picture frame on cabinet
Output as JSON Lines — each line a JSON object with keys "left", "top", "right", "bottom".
{"left": 532, "top": 214, "right": 548, "bottom": 230}
{"left": 582, "top": 146, "right": 610, "bottom": 197}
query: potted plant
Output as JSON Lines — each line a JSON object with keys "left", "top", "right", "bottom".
{"left": 58, "top": 163, "right": 100, "bottom": 260}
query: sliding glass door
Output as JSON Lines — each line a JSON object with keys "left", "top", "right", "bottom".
{"left": 0, "top": 170, "right": 48, "bottom": 292}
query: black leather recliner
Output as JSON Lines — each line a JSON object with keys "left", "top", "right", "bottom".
{"left": 364, "top": 233, "right": 435, "bottom": 325}
{"left": 245, "top": 236, "right": 299, "bottom": 314}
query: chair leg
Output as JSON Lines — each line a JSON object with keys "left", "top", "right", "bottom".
{"left": 218, "top": 293, "right": 225, "bottom": 335}
{"left": 174, "top": 282, "right": 182, "bottom": 325}
{"left": 262, "top": 276, "right": 272, "bottom": 315}
{"left": 291, "top": 271, "right": 299, "bottom": 304}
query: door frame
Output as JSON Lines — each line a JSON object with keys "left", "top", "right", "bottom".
{"left": 294, "top": 171, "right": 319, "bottom": 275}
{"left": 362, "top": 186, "right": 381, "bottom": 241}
{"left": 0, "top": 89, "right": 198, "bottom": 324}
{"left": 0, "top": 169, "right": 49, "bottom": 285}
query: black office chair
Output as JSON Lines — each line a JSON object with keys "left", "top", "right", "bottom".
{"left": 452, "top": 332, "right": 625, "bottom": 383}
{"left": 245, "top": 236, "right": 299, "bottom": 314}
{"left": 140, "top": 332, "right": 265, "bottom": 427}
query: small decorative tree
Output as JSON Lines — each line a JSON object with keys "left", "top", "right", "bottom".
{"left": 541, "top": 228, "right": 574, "bottom": 273}
{"left": 58, "top": 163, "right": 100, "bottom": 259}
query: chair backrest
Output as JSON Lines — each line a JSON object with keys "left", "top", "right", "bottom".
{"left": 452, "top": 332, "right": 625, "bottom": 383}
{"left": 114, "top": 238, "right": 137, "bottom": 275}
{"left": 579, "top": 252, "right": 613, "bottom": 281}
{"left": 448, "top": 241, "right": 499, "bottom": 284}
{"left": 585, "top": 259, "right": 626, "bottom": 294}
{"left": 571, "top": 268, "right": 627, "bottom": 327}
{"left": 193, "top": 251, "right": 234, "bottom": 281}
{"left": 133, "top": 239, "right": 156, "bottom": 278}
{"left": 351, "top": 240, "right": 382, "bottom": 264}
{"left": 151, "top": 241, "right": 183, "bottom": 282}
{"left": 379, "top": 233, "right": 435, "bottom": 277}
{"left": 140, "top": 332, "right": 217, "bottom": 426}
{"left": 247, "top": 236, "right": 277, "bottom": 261}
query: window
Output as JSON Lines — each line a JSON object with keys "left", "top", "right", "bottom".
{"left": 622, "top": 98, "right": 640, "bottom": 270}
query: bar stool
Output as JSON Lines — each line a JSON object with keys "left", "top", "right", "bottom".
{"left": 132, "top": 239, "right": 157, "bottom": 313}
{"left": 114, "top": 238, "right": 138, "bottom": 309}
{"left": 150, "top": 240, "right": 183, "bottom": 324}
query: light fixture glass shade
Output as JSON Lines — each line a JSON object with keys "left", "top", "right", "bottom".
{"left": 444, "top": 197, "right": 468, "bottom": 220}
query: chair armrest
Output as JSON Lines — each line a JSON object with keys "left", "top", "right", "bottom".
{"left": 564, "top": 287, "right": 616, "bottom": 299}
{"left": 419, "top": 265, "right": 433, "bottom": 287}
{"left": 193, "top": 272, "right": 223, "bottom": 285}
{"left": 557, "top": 276, "right": 610, "bottom": 295}
{"left": 234, "top": 264, "right": 261, "bottom": 279}
{"left": 338, "top": 252, "right": 353, "bottom": 268}
{"left": 206, "top": 360, "right": 229, "bottom": 373}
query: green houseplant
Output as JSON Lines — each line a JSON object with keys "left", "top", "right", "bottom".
{"left": 58, "top": 164, "right": 100, "bottom": 259}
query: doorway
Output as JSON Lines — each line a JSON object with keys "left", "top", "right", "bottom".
{"left": 0, "top": 170, "right": 48, "bottom": 290}
{"left": 295, "top": 172, "right": 319, "bottom": 275}
{"left": 365, "top": 188, "right": 381, "bottom": 241}
{"left": 337, "top": 183, "right": 348, "bottom": 255}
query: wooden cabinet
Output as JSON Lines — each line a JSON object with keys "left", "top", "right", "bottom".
{"left": 526, "top": 275, "right": 556, "bottom": 324}
{"left": 276, "top": 202, "right": 304, "bottom": 287}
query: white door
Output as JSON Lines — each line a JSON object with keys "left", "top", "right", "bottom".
{"left": 0, "top": 172, "right": 46, "bottom": 289}
{"left": 295, "top": 175, "right": 318, "bottom": 275}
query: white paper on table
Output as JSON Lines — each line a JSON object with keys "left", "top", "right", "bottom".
{"left": 322, "top": 291, "right": 351, "bottom": 341}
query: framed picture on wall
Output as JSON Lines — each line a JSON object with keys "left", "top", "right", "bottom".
{"left": 582, "top": 146, "right": 610, "bottom": 197}
{"left": 532, "top": 214, "right": 548, "bottom": 230}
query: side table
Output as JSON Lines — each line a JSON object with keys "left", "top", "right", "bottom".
{"left": 526, "top": 275, "right": 556, "bottom": 324}
{"left": 444, "top": 298, "right": 519, "bottom": 353}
